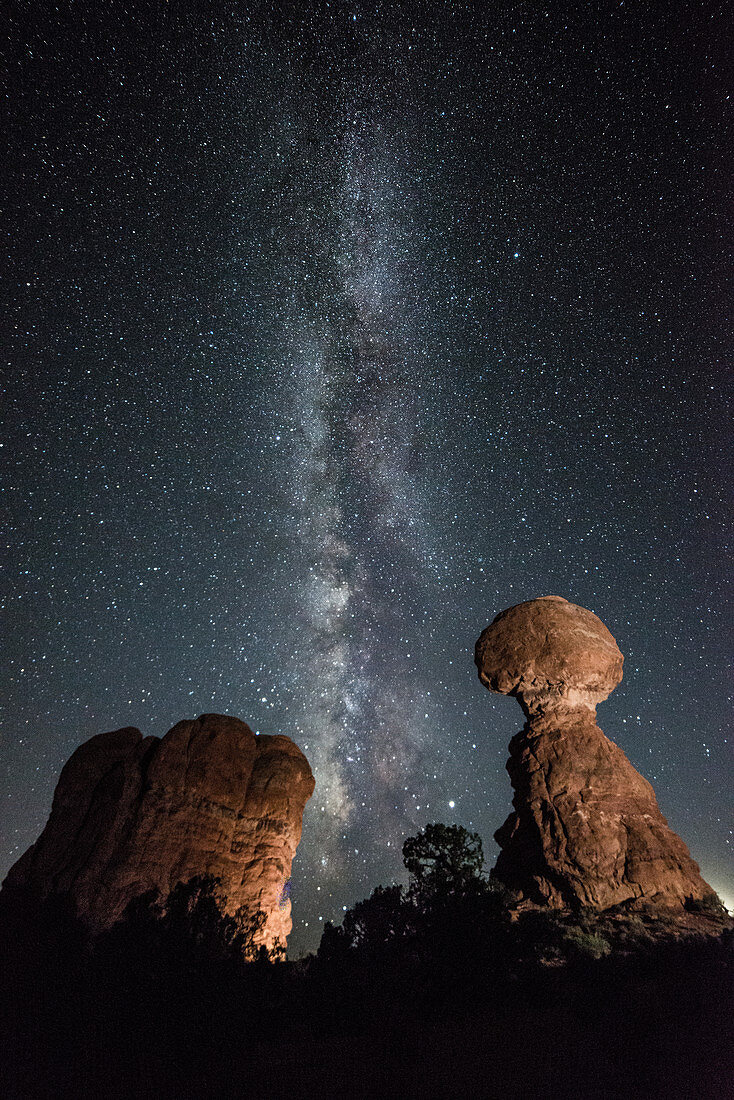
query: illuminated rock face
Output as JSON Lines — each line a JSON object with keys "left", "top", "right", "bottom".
{"left": 476, "top": 597, "right": 715, "bottom": 910}
{"left": 2, "top": 714, "right": 315, "bottom": 952}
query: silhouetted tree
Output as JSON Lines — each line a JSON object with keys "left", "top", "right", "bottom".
{"left": 319, "top": 884, "right": 409, "bottom": 962}
{"left": 403, "top": 823, "right": 486, "bottom": 904}
{"left": 318, "top": 823, "right": 516, "bottom": 987}
{"left": 106, "top": 874, "right": 274, "bottom": 967}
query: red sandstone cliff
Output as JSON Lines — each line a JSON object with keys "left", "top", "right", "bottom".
{"left": 3, "top": 714, "right": 315, "bottom": 952}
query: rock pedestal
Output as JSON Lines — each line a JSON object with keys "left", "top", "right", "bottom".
{"left": 475, "top": 596, "right": 715, "bottom": 910}
{"left": 2, "top": 714, "right": 315, "bottom": 951}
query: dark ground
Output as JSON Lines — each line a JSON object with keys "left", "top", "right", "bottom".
{"left": 3, "top": 918, "right": 732, "bottom": 1100}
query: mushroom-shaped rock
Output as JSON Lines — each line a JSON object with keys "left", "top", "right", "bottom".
{"left": 1, "top": 714, "right": 315, "bottom": 953}
{"left": 475, "top": 595, "right": 623, "bottom": 714}
{"left": 475, "top": 597, "right": 716, "bottom": 912}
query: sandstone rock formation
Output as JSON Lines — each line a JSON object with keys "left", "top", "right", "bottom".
{"left": 475, "top": 596, "right": 715, "bottom": 911}
{"left": 2, "top": 714, "right": 315, "bottom": 951}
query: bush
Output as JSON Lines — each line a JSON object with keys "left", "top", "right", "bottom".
{"left": 684, "top": 892, "right": 729, "bottom": 916}
{"left": 563, "top": 929, "right": 612, "bottom": 961}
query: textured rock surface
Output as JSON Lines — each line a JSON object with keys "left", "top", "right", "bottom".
{"left": 476, "top": 596, "right": 715, "bottom": 910}
{"left": 2, "top": 714, "right": 315, "bottom": 950}
{"left": 475, "top": 594, "right": 624, "bottom": 715}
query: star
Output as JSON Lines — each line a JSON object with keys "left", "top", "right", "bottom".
{"left": 2, "top": 2, "right": 730, "bottom": 956}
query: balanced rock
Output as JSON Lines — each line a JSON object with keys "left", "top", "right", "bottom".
{"left": 475, "top": 596, "right": 715, "bottom": 910}
{"left": 2, "top": 714, "right": 315, "bottom": 951}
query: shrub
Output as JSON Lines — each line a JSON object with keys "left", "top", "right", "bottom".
{"left": 684, "top": 892, "right": 729, "bottom": 916}
{"left": 563, "top": 929, "right": 612, "bottom": 960}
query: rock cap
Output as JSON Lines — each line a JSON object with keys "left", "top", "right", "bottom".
{"left": 475, "top": 595, "right": 623, "bottom": 713}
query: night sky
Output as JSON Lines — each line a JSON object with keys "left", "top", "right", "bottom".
{"left": 3, "top": 2, "right": 732, "bottom": 955}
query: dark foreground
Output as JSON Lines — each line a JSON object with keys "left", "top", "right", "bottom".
{"left": 2, "top": 902, "right": 732, "bottom": 1100}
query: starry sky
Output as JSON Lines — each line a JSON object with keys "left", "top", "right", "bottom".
{"left": 3, "top": 2, "right": 732, "bottom": 954}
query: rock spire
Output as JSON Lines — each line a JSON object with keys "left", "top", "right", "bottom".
{"left": 475, "top": 596, "right": 715, "bottom": 911}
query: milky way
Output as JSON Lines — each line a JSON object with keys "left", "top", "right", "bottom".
{"left": 3, "top": 4, "right": 731, "bottom": 953}
{"left": 261, "top": 71, "right": 452, "bottom": 904}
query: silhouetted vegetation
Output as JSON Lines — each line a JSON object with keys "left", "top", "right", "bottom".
{"left": 685, "top": 891, "right": 730, "bottom": 916}
{"left": 1, "top": 829, "right": 732, "bottom": 1099}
